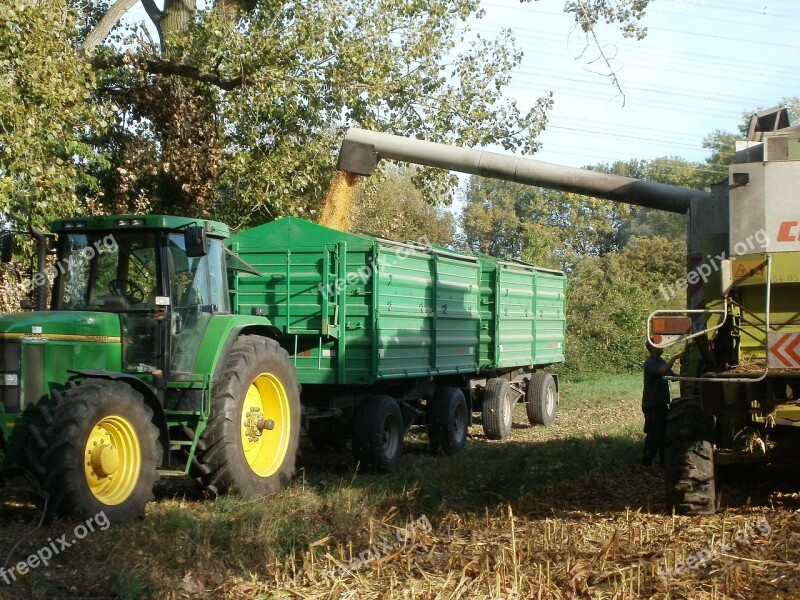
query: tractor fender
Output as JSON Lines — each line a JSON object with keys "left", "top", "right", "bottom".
{"left": 67, "top": 369, "right": 170, "bottom": 466}
{"left": 208, "top": 324, "right": 283, "bottom": 386}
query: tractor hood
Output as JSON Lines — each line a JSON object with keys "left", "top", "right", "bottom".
{"left": 0, "top": 311, "right": 122, "bottom": 342}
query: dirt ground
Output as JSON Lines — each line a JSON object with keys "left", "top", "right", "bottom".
{"left": 1, "top": 374, "right": 799, "bottom": 599}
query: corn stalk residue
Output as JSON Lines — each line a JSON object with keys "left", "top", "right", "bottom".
{"left": 319, "top": 170, "right": 362, "bottom": 232}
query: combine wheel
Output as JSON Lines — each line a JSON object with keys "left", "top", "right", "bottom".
{"left": 482, "top": 378, "right": 513, "bottom": 440}
{"left": 194, "top": 336, "right": 300, "bottom": 495}
{"left": 352, "top": 395, "right": 403, "bottom": 471}
{"left": 664, "top": 397, "right": 717, "bottom": 515}
{"left": 428, "top": 387, "right": 468, "bottom": 455}
{"left": 527, "top": 372, "right": 558, "bottom": 426}
{"left": 26, "top": 379, "right": 159, "bottom": 523}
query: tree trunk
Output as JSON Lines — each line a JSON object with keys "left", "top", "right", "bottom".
{"left": 162, "top": 0, "right": 197, "bottom": 42}
{"left": 80, "top": 0, "right": 140, "bottom": 54}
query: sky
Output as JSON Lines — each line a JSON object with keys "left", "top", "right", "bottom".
{"left": 469, "top": 0, "right": 800, "bottom": 169}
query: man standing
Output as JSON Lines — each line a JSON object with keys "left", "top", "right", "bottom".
{"left": 642, "top": 341, "right": 686, "bottom": 467}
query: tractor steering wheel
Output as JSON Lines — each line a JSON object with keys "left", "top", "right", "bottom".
{"left": 107, "top": 279, "right": 145, "bottom": 304}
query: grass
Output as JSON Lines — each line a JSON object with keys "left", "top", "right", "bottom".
{"left": 1, "top": 373, "right": 799, "bottom": 599}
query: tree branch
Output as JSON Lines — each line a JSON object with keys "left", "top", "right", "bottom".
{"left": 91, "top": 55, "right": 250, "bottom": 91}
{"left": 140, "top": 0, "right": 165, "bottom": 47}
{"left": 80, "top": 0, "right": 140, "bottom": 54}
{"left": 145, "top": 60, "right": 249, "bottom": 90}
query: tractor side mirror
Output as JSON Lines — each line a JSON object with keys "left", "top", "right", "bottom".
{"left": 184, "top": 226, "right": 208, "bottom": 258}
{"left": 0, "top": 232, "right": 14, "bottom": 263}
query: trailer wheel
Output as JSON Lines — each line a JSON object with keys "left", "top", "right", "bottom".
{"left": 194, "top": 336, "right": 300, "bottom": 495}
{"left": 352, "top": 395, "right": 403, "bottom": 471}
{"left": 482, "top": 378, "right": 513, "bottom": 440}
{"left": 664, "top": 397, "right": 717, "bottom": 515}
{"left": 527, "top": 372, "right": 557, "bottom": 426}
{"left": 26, "top": 379, "right": 159, "bottom": 523}
{"left": 428, "top": 387, "right": 468, "bottom": 455}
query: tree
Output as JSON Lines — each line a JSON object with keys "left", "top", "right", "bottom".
{"left": 58, "top": 0, "right": 659, "bottom": 227}
{"left": 75, "top": 0, "right": 555, "bottom": 226}
{"left": 458, "top": 175, "right": 636, "bottom": 270}
{"left": 0, "top": 0, "right": 661, "bottom": 233}
{"left": 589, "top": 157, "right": 723, "bottom": 246}
{"left": 349, "top": 167, "right": 455, "bottom": 246}
{"left": 0, "top": 0, "right": 104, "bottom": 229}
{"left": 0, "top": 1, "right": 111, "bottom": 310}
{"left": 566, "top": 235, "right": 686, "bottom": 372}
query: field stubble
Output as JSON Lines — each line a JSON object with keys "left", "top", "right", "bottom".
{"left": 1, "top": 373, "right": 800, "bottom": 599}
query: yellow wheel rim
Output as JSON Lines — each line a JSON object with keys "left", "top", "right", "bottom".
{"left": 240, "top": 373, "right": 291, "bottom": 477}
{"left": 83, "top": 415, "right": 141, "bottom": 505}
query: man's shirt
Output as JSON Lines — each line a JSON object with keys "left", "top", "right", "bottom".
{"left": 642, "top": 355, "right": 671, "bottom": 408}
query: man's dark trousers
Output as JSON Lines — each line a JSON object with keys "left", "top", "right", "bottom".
{"left": 642, "top": 404, "right": 668, "bottom": 467}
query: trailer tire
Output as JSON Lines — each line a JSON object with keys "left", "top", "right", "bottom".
{"left": 428, "top": 387, "right": 468, "bottom": 455}
{"left": 26, "top": 379, "right": 159, "bottom": 523}
{"left": 664, "top": 397, "right": 717, "bottom": 515}
{"left": 482, "top": 378, "right": 513, "bottom": 440}
{"left": 194, "top": 336, "right": 300, "bottom": 496}
{"left": 352, "top": 395, "right": 403, "bottom": 471}
{"left": 527, "top": 372, "right": 557, "bottom": 426}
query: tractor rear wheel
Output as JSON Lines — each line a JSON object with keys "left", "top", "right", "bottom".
{"left": 352, "top": 395, "right": 404, "bottom": 471}
{"left": 194, "top": 336, "right": 300, "bottom": 495}
{"left": 428, "top": 387, "right": 468, "bottom": 455}
{"left": 664, "top": 397, "right": 717, "bottom": 515}
{"left": 26, "top": 379, "right": 159, "bottom": 523}
{"left": 482, "top": 378, "right": 513, "bottom": 440}
{"left": 527, "top": 372, "right": 557, "bottom": 426}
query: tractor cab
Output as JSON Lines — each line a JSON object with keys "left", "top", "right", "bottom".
{"left": 45, "top": 215, "right": 231, "bottom": 381}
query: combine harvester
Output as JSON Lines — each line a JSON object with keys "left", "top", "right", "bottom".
{"left": 647, "top": 107, "right": 800, "bottom": 514}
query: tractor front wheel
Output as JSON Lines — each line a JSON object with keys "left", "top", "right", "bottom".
{"left": 26, "top": 379, "right": 159, "bottom": 523}
{"left": 195, "top": 336, "right": 300, "bottom": 495}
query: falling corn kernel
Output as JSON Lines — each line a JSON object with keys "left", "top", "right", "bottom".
{"left": 320, "top": 170, "right": 362, "bottom": 232}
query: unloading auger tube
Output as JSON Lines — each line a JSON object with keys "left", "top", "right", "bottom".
{"left": 338, "top": 128, "right": 710, "bottom": 214}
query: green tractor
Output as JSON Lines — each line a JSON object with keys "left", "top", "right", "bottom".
{"left": 0, "top": 215, "right": 300, "bottom": 523}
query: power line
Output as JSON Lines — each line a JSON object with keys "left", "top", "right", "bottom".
{"left": 467, "top": 24, "right": 800, "bottom": 82}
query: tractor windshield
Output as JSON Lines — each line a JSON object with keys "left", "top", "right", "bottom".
{"left": 56, "top": 231, "right": 160, "bottom": 311}
{"left": 54, "top": 230, "right": 163, "bottom": 374}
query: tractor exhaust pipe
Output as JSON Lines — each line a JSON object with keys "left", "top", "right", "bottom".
{"left": 338, "top": 128, "right": 709, "bottom": 214}
{"left": 29, "top": 225, "right": 48, "bottom": 311}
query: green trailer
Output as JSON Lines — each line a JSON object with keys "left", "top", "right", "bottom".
{"left": 227, "top": 217, "right": 565, "bottom": 468}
